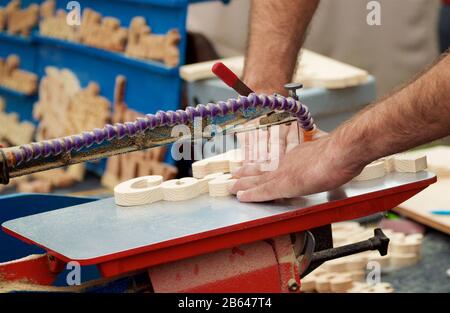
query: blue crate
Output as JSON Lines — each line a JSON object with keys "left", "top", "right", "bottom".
{"left": 0, "top": 86, "right": 37, "bottom": 122}
{"left": 34, "top": 34, "right": 181, "bottom": 114}
{"left": 0, "top": 32, "right": 38, "bottom": 123}
{"left": 0, "top": 0, "right": 226, "bottom": 172}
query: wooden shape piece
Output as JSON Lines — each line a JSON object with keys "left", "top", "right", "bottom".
{"left": 352, "top": 160, "right": 385, "bottom": 181}
{"left": 114, "top": 175, "right": 163, "bottom": 206}
{"left": 394, "top": 153, "right": 427, "bottom": 173}
{"left": 161, "top": 177, "right": 201, "bottom": 202}
{"left": 208, "top": 174, "right": 236, "bottom": 197}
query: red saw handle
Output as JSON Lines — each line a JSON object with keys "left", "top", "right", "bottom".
{"left": 212, "top": 62, "right": 254, "bottom": 96}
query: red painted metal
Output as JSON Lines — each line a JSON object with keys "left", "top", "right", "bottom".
{"left": 149, "top": 235, "right": 300, "bottom": 293}
{"left": 149, "top": 240, "right": 281, "bottom": 292}
{"left": 212, "top": 62, "right": 238, "bottom": 88}
{"left": 0, "top": 254, "right": 58, "bottom": 285}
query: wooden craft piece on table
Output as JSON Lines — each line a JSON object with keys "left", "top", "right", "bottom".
{"left": 381, "top": 155, "right": 396, "bottom": 173}
{"left": 180, "top": 49, "right": 369, "bottom": 89}
{"left": 6, "top": 1, "right": 39, "bottom": 37}
{"left": 161, "top": 177, "right": 201, "bottom": 202}
{"left": 192, "top": 149, "right": 243, "bottom": 178}
{"left": 399, "top": 146, "right": 450, "bottom": 177}
{"left": 113, "top": 171, "right": 238, "bottom": 206}
{"left": 0, "top": 55, "right": 38, "bottom": 95}
{"left": 114, "top": 175, "right": 163, "bottom": 206}
{"left": 352, "top": 153, "right": 427, "bottom": 181}
{"left": 39, "top": 0, "right": 77, "bottom": 41}
{"left": 394, "top": 153, "right": 427, "bottom": 173}
{"left": 352, "top": 160, "right": 386, "bottom": 181}
{"left": 197, "top": 172, "right": 224, "bottom": 194}
{"left": 101, "top": 76, "right": 177, "bottom": 190}
{"left": 126, "top": 16, "right": 180, "bottom": 67}
{"left": 208, "top": 173, "right": 236, "bottom": 197}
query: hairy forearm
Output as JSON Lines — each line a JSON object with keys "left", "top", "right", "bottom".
{"left": 334, "top": 53, "right": 450, "bottom": 170}
{"left": 243, "top": 0, "right": 319, "bottom": 94}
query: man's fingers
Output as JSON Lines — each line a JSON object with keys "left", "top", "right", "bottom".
{"left": 228, "top": 175, "right": 261, "bottom": 194}
{"left": 236, "top": 179, "right": 285, "bottom": 202}
{"left": 269, "top": 124, "right": 289, "bottom": 161}
{"left": 286, "top": 123, "right": 300, "bottom": 153}
{"left": 231, "top": 163, "right": 263, "bottom": 178}
{"left": 257, "top": 128, "right": 269, "bottom": 162}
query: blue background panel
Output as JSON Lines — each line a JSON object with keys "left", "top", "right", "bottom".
{"left": 0, "top": 33, "right": 37, "bottom": 72}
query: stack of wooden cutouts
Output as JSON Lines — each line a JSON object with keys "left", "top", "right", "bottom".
{"left": 300, "top": 221, "right": 424, "bottom": 293}
{"left": 14, "top": 66, "right": 112, "bottom": 193}
{"left": 0, "top": 54, "right": 37, "bottom": 95}
{"left": 39, "top": 0, "right": 77, "bottom": 41}
{"left": 125, "top": 16, "right": 180, "bottom": 67}
{"left": 39, "top": 0, "right": 180, "bottom": 66}
{"left": 0, "top": 0, "right": 39, "bottom": 37}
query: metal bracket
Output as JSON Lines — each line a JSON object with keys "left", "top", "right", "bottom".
{"left": 299, "top": 228, "right": 390, "bottom": 278}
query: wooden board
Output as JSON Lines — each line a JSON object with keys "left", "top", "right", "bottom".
{"left": 396, "top": 178, "right": 450, "bottom": 235}
{"left": 180, "top": 49, "right": 369, "bottom": 89}
{"left": 395, "top": 146, "right": 450, "bottom": 234}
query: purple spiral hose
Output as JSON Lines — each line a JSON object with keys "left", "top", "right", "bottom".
{"left": 11, "top": 93, "right": 315, "bottom": 166}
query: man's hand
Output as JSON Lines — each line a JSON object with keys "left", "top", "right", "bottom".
{"left": 231, "top": 53, "right": 450, "bottom": 203}
{"left": 237, "top": 122, "right": 301, "bottom": 165}
{"left": 230, "top": 134, "right": 364, "bottom": 202}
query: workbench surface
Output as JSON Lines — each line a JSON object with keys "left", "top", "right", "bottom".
{"left": 2, "top": 172, "right": 435, "bottom": 267}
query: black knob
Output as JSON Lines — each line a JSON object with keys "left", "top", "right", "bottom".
{"left": 284, "top": 82, "right": 303, "bottom": 100}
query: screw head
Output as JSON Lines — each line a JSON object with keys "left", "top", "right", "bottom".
{"left": 284, "top": 83, "right": 303, "bottom": 99}
{"left": 284, "top": 82, "right": 303, "bottom": 91}
{"left": 288, "top": 278, "right": 299, "bottom": 292}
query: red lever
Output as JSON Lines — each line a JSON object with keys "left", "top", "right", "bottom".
{"left": 212, "top": 62, "right": 254, "bottom": 96}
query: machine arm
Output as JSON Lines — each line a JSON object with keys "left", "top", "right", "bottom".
{"left": 0, "top": 92, "right": 315, "bottom": 184}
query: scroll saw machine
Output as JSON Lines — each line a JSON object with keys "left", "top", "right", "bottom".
{"left": 0, "top": 63, "right": 436, "bottom": 292}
